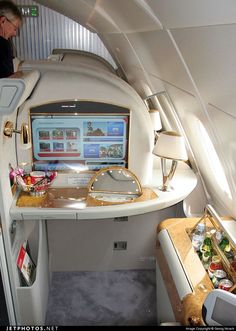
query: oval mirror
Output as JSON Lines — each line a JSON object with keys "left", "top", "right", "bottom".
{"left": 88, "top": 166, "right": 142, "bottom": 196}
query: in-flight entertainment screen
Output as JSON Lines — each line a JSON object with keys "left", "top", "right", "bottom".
{"left": 30, "top": 101, "right": 130, "bottom": 172}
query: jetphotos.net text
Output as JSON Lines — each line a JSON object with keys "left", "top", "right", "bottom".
{"left": 6, "top": 327, "right": 59, "bottom": 331}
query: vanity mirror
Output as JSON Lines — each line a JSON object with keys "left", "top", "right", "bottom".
{"left": 87, "top": 166, "right": 157, "bottom": 205}
{"left": 88, "top": 166, "right": 142, "bottom": 203}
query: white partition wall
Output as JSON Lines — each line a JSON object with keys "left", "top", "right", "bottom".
{"left": 17, "top": 55, "right": 153, "bottom": 185}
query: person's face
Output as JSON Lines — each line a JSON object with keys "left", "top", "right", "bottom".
{"left": 0, "top": 15, "right": 21, "bottom": 39}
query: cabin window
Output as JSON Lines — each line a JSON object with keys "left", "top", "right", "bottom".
{"left": 156, "top": 92, "right": 183, "bottom": 133}
{"left": 197, "top": 121, "right": 231, "bottom": 199}
{"left": 13, "top": 0, "right": 116, "bottom": 68}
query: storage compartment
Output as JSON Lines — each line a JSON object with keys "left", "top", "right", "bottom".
{"left": 16, "top": 221, "right": 50, "bottom": 325}
{"left": 156, "top": 205, "right": 236, "bottom": 326}
{"left": 187, "top": 205, "right": 236, "bottom": 293}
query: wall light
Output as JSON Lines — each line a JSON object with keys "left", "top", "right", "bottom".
{"left": 153, "top": 131, "right": 188, "bottom": 191}
{"left": 143, "top": 93, "right": 163, "bottom": 145}
{"left": 4, "top": 121, "right": 31, "bottom": 149}
{"left": 149, "top": 109, "right": 162, "bottom": 144}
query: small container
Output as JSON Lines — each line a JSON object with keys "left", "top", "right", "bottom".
{"left": 30, "top": 171, "right": 45, "bottom": 184}
{"left": 218, "top": 279, "right": 233, "bottom": 291}
{"left": 192, "top": 223, "right": 206, "bottom": 251}
{"left": 212, "top": 270, "right": 227, "bottom": 288}
{"left": 208, "top": 269, "right": 214, "bottom": 279}
{"left": 202, "top": 251, "right": 211, "bottom": 262}
{"left": 212, "top": 255, "right": 221, "bottom": 264}
{"left": 215, "top": 230, "right": 223, "bottom": 243}
{"left": 208, "top": 255, "right": 223, "bottom": 274}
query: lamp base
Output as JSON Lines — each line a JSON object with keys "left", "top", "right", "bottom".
{"left": 158, "top": 158, "right": 178, "bottom": 192}
{"left": 158, "top": 185, "right": 174, "bottom": 192}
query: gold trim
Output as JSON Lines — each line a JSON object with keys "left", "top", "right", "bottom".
{"left": 149, "top": 109, "right": 160, "bottom": 114}
{"left": 87, "top": 166, "right": 142, "bottom": 195}
{"left": 3, "top": 121, "right": 14, "bottom": 137}
{"left": 87, "top": 187, "right": 157, "bottom": 206}
{"left": 4, "top": 121, "right": 31, "bottom": 145}
{"left": 162, "top": 131, "right": 181, "bottom": 137}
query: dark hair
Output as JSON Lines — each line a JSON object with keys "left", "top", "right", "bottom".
{"left": 0, "top": 1, "right": 22, "bottom": 20}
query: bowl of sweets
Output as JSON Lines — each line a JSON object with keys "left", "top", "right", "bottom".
{"left": 16, "top": 170, "right": 57, "bottom": 196}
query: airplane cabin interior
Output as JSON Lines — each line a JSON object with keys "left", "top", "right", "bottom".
{"left": 0, "top": 0, "right": 236, "bottom": 327}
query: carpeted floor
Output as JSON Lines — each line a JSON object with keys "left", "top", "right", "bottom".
{"left": 46, "top": 269, "right": 157, "bottom": 326}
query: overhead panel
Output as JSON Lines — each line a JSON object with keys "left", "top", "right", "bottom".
{"left": 86, "top": 0, "right": 162, "bottom": 33}
{"left": 146, "top": 0, "right": 236, "bottom": 29}
{"left": 36, "top": 0, "right": 162, "bottom": 33}
{"left": 125, "top": 30, "right": 196, "bottom": 96}
{"left": 101, "top": 32, "right": 155, "bottom": 96}
{"left": 172, "top": 25, "right": 236, "bottom": 117}
{"left": 35, "top": 0, "right": 97, "bottom": 32}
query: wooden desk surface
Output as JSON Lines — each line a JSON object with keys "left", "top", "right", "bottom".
{"left": 16, "top": 187, "right": 157, "bottom": 208}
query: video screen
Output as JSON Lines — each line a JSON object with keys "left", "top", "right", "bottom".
{"left": 30, "top": 102, "right": 130, "bottom": 172}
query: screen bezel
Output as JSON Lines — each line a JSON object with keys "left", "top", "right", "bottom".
{"left": 202, "top": 289, "right": 236, "bottom": 326}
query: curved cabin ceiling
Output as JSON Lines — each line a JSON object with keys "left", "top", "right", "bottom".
{"left": 34, "top": 0, "right": 236, "bottom": 217}
{"left": 35, "top": 0, "right": 236, "bottom": 113}
{"left": 35, "top": 0, "right": 236, "bottom": 32}
{"left": 35, "top": 0, "right": 163, "bottom": 33}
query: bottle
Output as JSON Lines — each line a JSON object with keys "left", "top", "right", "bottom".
{"left": 215, "top": 230, "right": 223, "bottom": 244}
{"left": 192, "top": 223, "right": 206, "bottom": 251}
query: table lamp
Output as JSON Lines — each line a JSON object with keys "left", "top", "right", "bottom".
{"left": 149, "top": 109, "right": 162, "bottom": 144}
{"left": 152, "top": 131, "right": 188, "bottom": 191}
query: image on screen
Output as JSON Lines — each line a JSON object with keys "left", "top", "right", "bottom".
{"left": 30, "top": 102, "right": 130, "bottom": 172}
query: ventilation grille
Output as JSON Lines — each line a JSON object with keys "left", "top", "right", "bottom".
{"left": 113, "top": 241, "right": 127, "bottom": 251}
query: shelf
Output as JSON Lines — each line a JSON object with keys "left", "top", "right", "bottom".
{"left": 16, "top": 221, "right": 50, "bottom": 325}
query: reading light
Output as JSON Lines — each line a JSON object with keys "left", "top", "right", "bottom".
{"left": 149, "top": 109, "right": 162, "bottom": 144}
{"left": 143, "top": 92, "right": 163, "bottom": 145}
{"left": 4, "top": 121, "right": 31, "bottom": 149}
{"left": 152, "top": 131, "right": 188, "bottom": 191}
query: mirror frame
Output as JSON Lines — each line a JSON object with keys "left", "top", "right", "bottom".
{"left": 87, "top": 166, "right": 142, "bottom": 196}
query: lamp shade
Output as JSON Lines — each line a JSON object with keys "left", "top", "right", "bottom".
{"left": 152, "top": 131, "right": 188, "bottom": 161}
{"left": 149, "top": 109, "right": 162, "bottom": 131}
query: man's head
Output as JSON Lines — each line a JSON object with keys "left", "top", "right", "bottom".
{"left": 0, "top": 1, "right": 22, "bottom": 39}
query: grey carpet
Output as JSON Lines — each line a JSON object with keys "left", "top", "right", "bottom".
{"left": 46, "top": 269, "right": 157, "bottom": 326}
